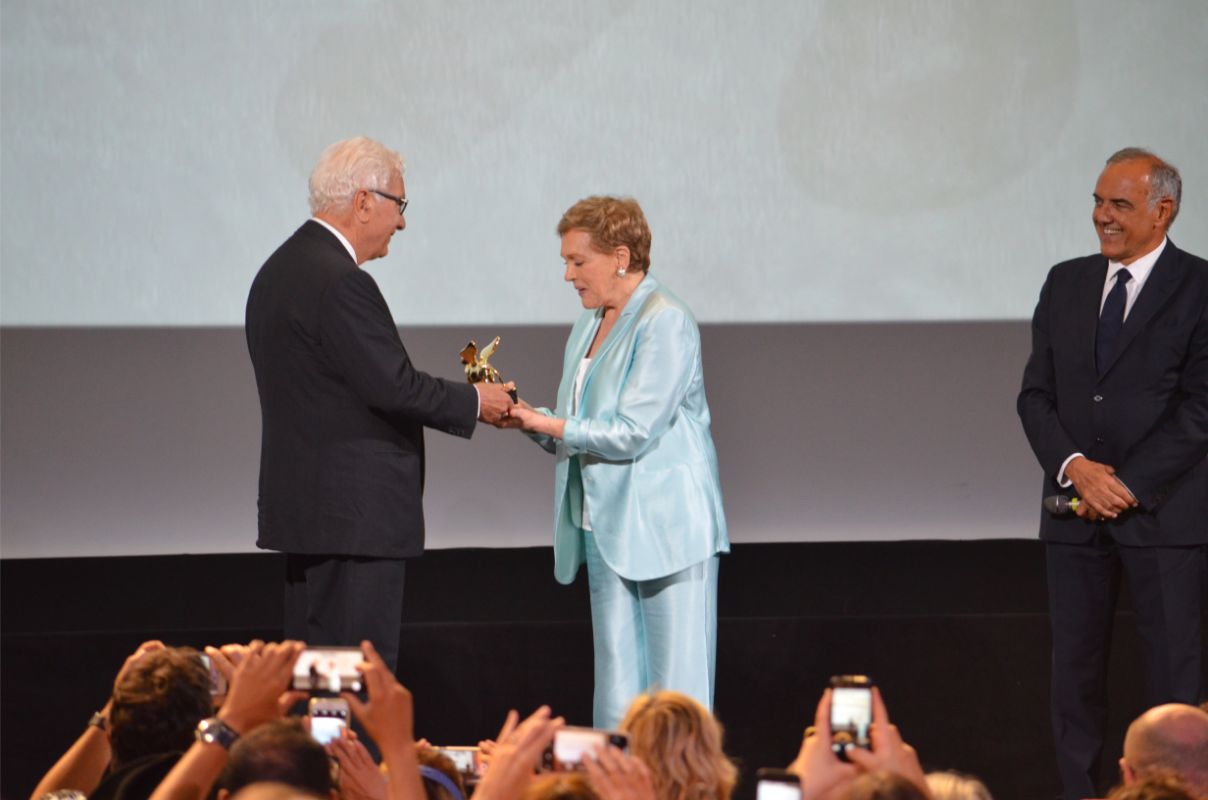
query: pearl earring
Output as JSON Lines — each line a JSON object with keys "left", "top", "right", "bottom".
{"left": 617, "top": 269, "right": 627, "bottom": 277}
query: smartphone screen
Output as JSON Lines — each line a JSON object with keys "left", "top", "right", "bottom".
{"left": 293, "top": 647, "right": 364, "bottom": 692}
{"left": 435, "top": 747, "right": 479, "bottom": 775}
{"left": 198, "top": 654, "right": 227, "bottom": 696}
{"left": 309, "top": 698, "right": 349, "bottom": 745}
{"left": 830, "top": 686, "right": 872, "bottom": 744}
{"left": 544, "top": 728, "right": 628, "bottom": 771}
{"left": 755, "top": 769, "right": 801, "bottom": 800}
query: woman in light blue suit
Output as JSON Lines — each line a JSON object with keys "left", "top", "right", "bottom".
{"left": 509, "top": 196, "right": 729, "bottom": 728}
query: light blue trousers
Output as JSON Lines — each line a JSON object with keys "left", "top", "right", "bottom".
{"left": 584, "top": 533, "right": 720, "bottom": 729}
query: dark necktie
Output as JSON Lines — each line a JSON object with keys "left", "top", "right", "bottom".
{"left": 1096, "top": 267, "right": 1132, "bottom": 375}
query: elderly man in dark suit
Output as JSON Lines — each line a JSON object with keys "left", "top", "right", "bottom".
{"left": 246, "top": 137, "right": 514, "bottom": 671}
{"left": 1018, "top": 147, "right": 1208, "bottom": 800}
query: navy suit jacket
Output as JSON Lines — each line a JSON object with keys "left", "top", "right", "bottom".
{"left": 1018, "top": 240, "right": 1208, "bottom": 546}
{"left": 246, "top": 221, "right": 478, "bottom": 558}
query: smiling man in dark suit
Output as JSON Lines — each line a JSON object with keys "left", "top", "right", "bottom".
{"left": 246, "top": 137, "right": 514, "bottom": 671}
{"left": 1018, "top": 148, "right": 1208, "bottom": 800}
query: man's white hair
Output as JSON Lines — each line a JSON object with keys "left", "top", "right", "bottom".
{"left": 308, "top": 137, "right": 405, "bottom": 215}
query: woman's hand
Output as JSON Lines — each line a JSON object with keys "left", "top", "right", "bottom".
{"left": 507, "top": 406, "right": 565, "bottom": 439}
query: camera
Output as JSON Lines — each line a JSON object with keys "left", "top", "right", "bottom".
{"left": 308, "top": 697, "right": 349, "bottom": 745}
{"left": 291, "top": 647, "right": 364, "bottom": 693}
{"left": 829, "top": 674, "right": 873, "bottom": 761}
{"left": 541, "top": 727, "right": 628, "bottom": 771}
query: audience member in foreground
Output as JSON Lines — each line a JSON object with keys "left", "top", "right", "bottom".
{"left": 788, "top": 688, "right": 931, "bottom": 800}
{"left": 416, "top": 746, "right": 468, "bottom": 800}
{"left": 521, "top": 773, "right": 598, "bottom": 800}
{"left": 1107, "top": 775, "right": 1198, "bottom": 800}
{"left": 619, "top": 691, "right": 736, "bottom": 800}
{"left": 923, "top": 771, "right": 993, "bottom": 800}
{"left": 230, "top": 783, "right": 326, "bottom": 800}
{"left": 32, "top": 641, "right": 213, "bottom": 800}
{"left": 1117, "top": 704, "right": 1208, "bottom": 800}
{"left": 218, "top": 719, "right": 334, "bottom": 799}
{"left": 147, "top": 640, "right": 425, "bottom": 800}
{"left": 472, "top": 705, "right": 657, "bottom": 800}
{"left": 842, "top": 772, "right": 928, "bottom": 800}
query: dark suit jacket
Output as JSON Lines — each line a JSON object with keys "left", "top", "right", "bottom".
{"left": 1018, "top": 240, "right": 1208, "bottom": 546}
{"left": 246, "top": 221, "right": 478, "bottom": 559}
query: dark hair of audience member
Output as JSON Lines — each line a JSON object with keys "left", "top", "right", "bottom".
{"left": 417, "top": 748, "right": 468, "bottom": 800}
{"left": 620, "top": 691, "right": 737, "bottom": 800}
{"left": 520, "top": 772, "right": 600, "bottom": 800}
{"left": 1107, "top": 774, "right": 1197, "bottom": 800}
{"left": 229, "top": 782, "right": 326, "bottom": 800}
{"left": 219, "top": 719, "right": 333, "bottom": 798}
{"left": 842, "top": 771, "right": 929, "bottom": 800}
{"left": 108, "top": 647, "right": 213, "bottom": 766}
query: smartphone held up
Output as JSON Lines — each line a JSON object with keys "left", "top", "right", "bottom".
{"left": 829, "top": 674, "right": 874, "bottom": 761}
{"left": 541, "top": 727, "right": 629, "bottom": 771}
{"left": 309, "top": 697, "right": 349, "bottom": 745}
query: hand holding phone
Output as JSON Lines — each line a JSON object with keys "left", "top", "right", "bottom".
{"left": 541, "top": 727, "right": 628, "bottom": 772}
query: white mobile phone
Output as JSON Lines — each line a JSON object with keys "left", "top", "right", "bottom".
{"left": 308, "top": 697, "right": 349, "bottom": 745}
{"left": 755, "top": 769, "right": 802, "bottom": 800}
{"left": 435, "top": 746, "right": 480, "bottom": 775}
{"left": 542, "top": 727, "right": 628, "bottom": 771}
{"left": 198, "top": 653, "right": 227, "bottom": 696}
{"left": 829, "top": 675, "right": 874, "bottom": 760}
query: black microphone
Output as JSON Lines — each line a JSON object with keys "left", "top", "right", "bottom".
{"left": 1043, "top": 495, "right": 1081, "bottom": 515}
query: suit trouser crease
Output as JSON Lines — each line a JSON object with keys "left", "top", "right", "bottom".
{"left": 1046, "top": 537, "right": 1205, "bottom": 800}
{"left": 584, "top": 532, "right": 719, "bottom": 729}
{"left": 284, "top": 554, "right": 407, "bottom": 672}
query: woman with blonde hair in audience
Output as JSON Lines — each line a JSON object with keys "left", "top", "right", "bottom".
{"left": 925, "top": 770, "right": 993, "bottom": 800}
{"left": 618, "top": 691, "right": 736, "bottom": 800}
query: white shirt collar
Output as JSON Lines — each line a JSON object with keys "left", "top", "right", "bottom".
{"left": 1106, "top": 236, "right": 1166, "bottom": 285}
{"left": 1102, "top": 236, "right": 1167, "bottom": 318}
{"left": 311, "top": 217, "right": 358, "bottom": 264}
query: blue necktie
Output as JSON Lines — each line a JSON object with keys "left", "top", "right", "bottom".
{"left": 1096, "top": 267, "right": 1132, "bottom": 375}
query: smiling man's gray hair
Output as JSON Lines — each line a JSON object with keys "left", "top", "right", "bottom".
{"left": 1106, "top": 147, "right": 1182, "bottom": 227}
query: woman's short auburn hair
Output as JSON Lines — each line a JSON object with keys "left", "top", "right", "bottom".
{"left": 557, "top": 196, "right": 652, "bottom": 274}
{"left": 620, "top": 691, "right": 737, "bottom": 800}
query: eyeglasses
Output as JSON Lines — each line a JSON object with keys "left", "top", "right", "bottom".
{"left": 369, "top": 189, "right": 408, "bottom": 215}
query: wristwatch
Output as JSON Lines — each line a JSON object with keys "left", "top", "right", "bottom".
{"left": 195, "top": 717, "right": 240, "bottom": 749}
{"left": 87, "top": 711, "right": 108, "bottom": 732}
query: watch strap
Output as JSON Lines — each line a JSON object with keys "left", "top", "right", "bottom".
{"left": 87, "top": 711, "right": 108, "bottom": 732}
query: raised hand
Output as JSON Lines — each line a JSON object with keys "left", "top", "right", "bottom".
{"left": 843, "top": 688, "right": 928, "bottom": 796}
{"left": 583, "top": 745, "right": 656, "bottom": 800}
{"left": 217, "top": 640, "right": 304, "bottom": 735}
{"left": 788, "top": 689, "right": 858, "bottom": 800}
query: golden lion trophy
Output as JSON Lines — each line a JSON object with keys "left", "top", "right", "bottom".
{"left": 460, "top": 336, "right": 517, "bottom": 401}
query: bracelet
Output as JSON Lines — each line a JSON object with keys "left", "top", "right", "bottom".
{"left": 88, "top": 711, "right": 108, "bottom": 732}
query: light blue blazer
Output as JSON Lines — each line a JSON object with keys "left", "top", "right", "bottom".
{"left": 530, "top": 275, "right": 729, "bottom": 584}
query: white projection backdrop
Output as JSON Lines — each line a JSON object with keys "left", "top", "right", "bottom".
{"left": 3, "top": 0, "right": 1206, "bottom": 326}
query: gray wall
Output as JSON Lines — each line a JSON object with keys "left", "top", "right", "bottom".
{"left": 1, "top": 321, "right": 1041, "bottom": 558}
